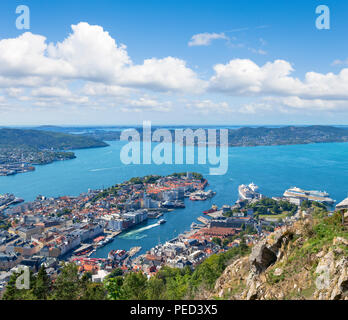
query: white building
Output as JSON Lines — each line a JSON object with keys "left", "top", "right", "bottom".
{"left": 92, "top": 269, "right": 110, "bottom": 283}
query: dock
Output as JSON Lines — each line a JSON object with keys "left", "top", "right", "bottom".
{"left": 197, "top": 216, "right": 210, "bottom": 225}
{"left": 73, "top": 244, "right": 94, "bottom": 256}
{"left": 104, "top": 230, "right": 122, "bottom": 238}
{"left": 129, "top": 246, "right": 142, "bottom": 257}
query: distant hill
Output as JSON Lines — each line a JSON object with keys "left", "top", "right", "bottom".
{"left": 9, "top": 125, "right": 348, "bottom": 148}
{"left": 0, "top": 128, "right": 108, "bottom": 150}
{"left": 34, "top": 125, "right": 67, "bottom": 132}
{"left": 82, "top": 125, "right": 348, "bottom": 147}
{"left": 226, "top": 125, "right": 348, "bottom": 146}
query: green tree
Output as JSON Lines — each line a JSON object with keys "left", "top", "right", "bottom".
{"left": 156, "top": 267, "right": 191, "bottom": 300}
{"left": 222, "top": 238, "right": 230, "bottom": 247}
{"left": 107, "top": 268, "right": 123, "bottom": 279}
{"left": 2, "top": 273, "right": 21, "bottom": 300}
{"left": 104, "top": 276, "right": 124, "bottom": 300}
{"left": 212, "top": 237, "right": 222, "bottom": 246}
{"left": 80, "top": 282, "right": 106, "bottom": 300}
{"left": 33, "top": 266, "right": 51, "bottom": 300}
{"left": 301, "top": 199, "right": 311, "bottom": 210}
{"left": 146, "top": 277, "right": 166, "bottom": 300}
{"left": 122, "top": 272, "right": 148, "bottom": 300}
{"left": 51, "top": 263, "right": 82, "bottom": 300}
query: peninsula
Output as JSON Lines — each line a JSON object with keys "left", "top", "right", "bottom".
{"left": 0, "top": 129, "right": 108, "bottom": 176}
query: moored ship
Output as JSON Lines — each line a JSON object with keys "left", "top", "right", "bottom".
{"left": 283, "top": 187, "right": 335, "bottom": 204}
{"left": 238, "top": 183, "right": 261, "bottom": 201}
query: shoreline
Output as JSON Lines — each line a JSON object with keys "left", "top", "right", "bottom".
{"left": 2, "top": 138, "right": 348, "bottom": 180}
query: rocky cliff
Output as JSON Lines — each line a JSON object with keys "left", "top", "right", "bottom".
{"left": 211, "top": 210, "right": 348, "bottom": 300}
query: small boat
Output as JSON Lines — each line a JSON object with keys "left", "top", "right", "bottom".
{"left": 158, "top": 219, "right": 166, "bottom": 225}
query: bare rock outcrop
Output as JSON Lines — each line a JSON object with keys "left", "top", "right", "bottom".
{"left": 211, "top": 217, "right": 348, "bottom": 300}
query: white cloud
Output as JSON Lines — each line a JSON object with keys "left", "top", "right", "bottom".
{"left": 119, "top": 57, "right": 207, "bottom": 93}
{"left": 208, "top": 58, "right": 348, "bottom": 112}
{"left": 20, "top": 85, "right": 90, "bottom": 107}
{"left": 188, "top": 32, "right": 228, "bottom": 47}
{"left": 5, "top": 88, "right": 24, "bottom": 98}
{"left": 239, "top": 102, "right": 273, "bottom": 114}
{"left": 31, "top": 86, "right": 72, "bottom": 98}
{"left": 2, "top": 22, "right": 348, "bottom": 116}
{"left": 0, "top": 22, "right": 203, "bottom": 94}
{"left": 209, "top": 59, "right": 301, "bottom": 95}
{"left": 249, "top": 48, "right": 267, "bottom": 55}
{"left": 0, "top": 75, "right": 48, "bottom": 88}
{"left": 186, "top": 99, "right": 231, "bottom": 114}
{"left": 47, "top": 22, "right": 131, "bottom": 82}
{"left": 81, "top": 82, "right": 134, "bottom": 97}
{"left": 209, "top": 58, "right": 348, "bottom": 101}
{"left": 332, "top": 58, "right": 348, "bottom": 66}
{"left": 265, "top": 96, "right": 348, "bottom": 111}
{"left": 0, "top": 32, "right": 70, "bottom": 78}
{"left": 121, "top": 97, "right": 172, "bottom": 112}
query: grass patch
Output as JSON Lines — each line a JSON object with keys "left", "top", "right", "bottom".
{"left": 259, "top": 212, "right": 289, "bottom": 220}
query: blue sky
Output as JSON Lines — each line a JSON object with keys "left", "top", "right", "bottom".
{"left": 0, "top": 0, "right": 348, "bottom": 125}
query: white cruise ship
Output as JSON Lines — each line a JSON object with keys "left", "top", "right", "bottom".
{"left": 249, "top": 183, "right": 259, "bottom": 192}
{"left": 238, "top": 183, "right": 260, "bottom": 201}
{"left": 283, "top": 187, "right": 335, "bottom": 204}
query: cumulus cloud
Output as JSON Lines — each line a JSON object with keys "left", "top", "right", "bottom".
{"left": 209, "top": 59, "right": 301, "bottom": 95}
{"left": 119, "top": 57, "right": 207, "bottom": 93}
{"left": 188, "top": 32, "right": 228, "bottom": 47}
{"left": 0, "top": 22, "right": 203, "bottom": 94}
{"left": 209, "top": 58, "right": 348, "bottom": 101}
{"left": 1, "top": 22, "right": 348, "bottom": 116}
{"left": 0, "top": 32, "right": 70, "bottom": 78}
{"left": 47, "top": 22, "right": 131, "bottom": 82}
